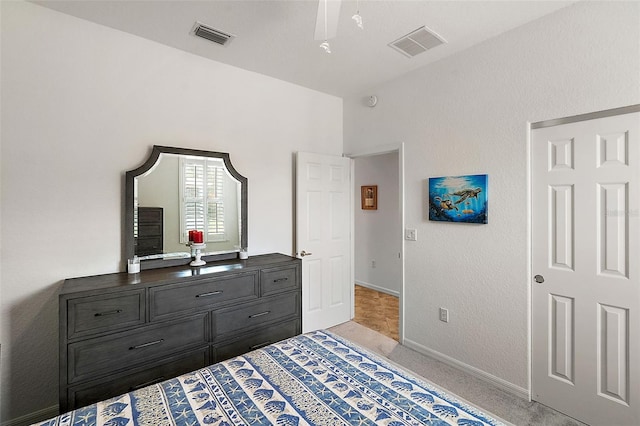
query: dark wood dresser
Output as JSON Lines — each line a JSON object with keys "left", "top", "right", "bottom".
{"left": 59, "top": 253, "right": 301, "bottom": 412}
{"left": 135, "top": 206, "right": 163, "bottom": 256}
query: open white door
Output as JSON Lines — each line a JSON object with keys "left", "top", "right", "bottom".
{"left": 296, "top": 152, "right": 352, "bottom": 332}
{"left": 531, "top": 109, "right": 640, "bottom": 425}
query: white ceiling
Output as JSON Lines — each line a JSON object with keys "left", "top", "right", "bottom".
{"left": 33, "top": 0, "right": 577, "bottom": 97}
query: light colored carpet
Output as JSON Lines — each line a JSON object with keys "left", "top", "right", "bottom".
{"left": 329, "top": 321, "right": 586, "bottom": 426}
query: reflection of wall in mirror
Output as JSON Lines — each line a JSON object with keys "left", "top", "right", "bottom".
{"left": 136, "top": 154, "right": 241, "bottom": 256}
{"left": 137, "top": 155, "right": 181, "bottom": 253}
{"left": 222, "top": 172, "right": 240, "bottom": 249}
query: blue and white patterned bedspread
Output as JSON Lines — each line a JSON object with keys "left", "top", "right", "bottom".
{"left": 39, "top": 330, "right": 507, "bottom": 426}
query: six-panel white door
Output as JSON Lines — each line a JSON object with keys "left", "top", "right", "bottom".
{"left": 532, "top": 111, "right": 640, "bottom": 425}
{"left": 296, "top": 152, "right": 352, "bottom": 332}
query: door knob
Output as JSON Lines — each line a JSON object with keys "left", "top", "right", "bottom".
{"left": 534, "top": 274, "right": 545, "bottom": 284}
{"left": 299, "top": 250, "right": 313, "bottom": 257}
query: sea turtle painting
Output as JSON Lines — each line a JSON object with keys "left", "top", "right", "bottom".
{"left": 428, "top": 175, "right": 488, "bottom": 224}
{"left": 434, "top": 196, "right": 458, "bottom": 211}
{"left": 450, "top": 187, "right": 482, "bottom": 204}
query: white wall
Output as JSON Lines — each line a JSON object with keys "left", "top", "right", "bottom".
{"left": 344, "top": 1, "right": 640, "bottom": 393}
{"left": 354, "top": 153, "right": 400, "bottom": 295}
{"left": 137, "top": 155, "right": 183, "bottom": 253}
{"left": 0, "top": 1, "right": 342, "bottom": 422}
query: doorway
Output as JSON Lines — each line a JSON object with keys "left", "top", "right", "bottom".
{"left": 348, "top": 145, "right": 404, "bottom": 343}
{"left": 353, "top": 284, "right": 399, "bottom": 340}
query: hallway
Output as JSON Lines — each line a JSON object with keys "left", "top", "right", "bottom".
{"left": 353, "top": 284, "right": 399, "bottom": 341}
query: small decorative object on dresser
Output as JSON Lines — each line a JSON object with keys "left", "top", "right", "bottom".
{"left": 59, "top": 253, "right": 301, "bottom": 411}
{"left": 188, "top": 242, "right": 207, "bottom": 266}
{"left": 126, "top": 256, "right": 140, "bottom": 274}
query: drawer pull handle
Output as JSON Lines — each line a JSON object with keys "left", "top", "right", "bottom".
{"left": 196, "top": 291, "right": 223, "bottom": 298}
{"left": 129, "top": 377, "right": 165, "bottom": 391}
{"left": 250, "top": 341, "right": 271, "bottom": 350}
{"left": 94, "top": 309, "right": 123, "bottom": 317}
{"left": 273, "top": 278, "right": 288, "bottom": 283}
{"left": 249, "top": 311, "right": 270, "bottom": 319}
{"left": 129, "top": 339, "right": 164, "bottom": 350}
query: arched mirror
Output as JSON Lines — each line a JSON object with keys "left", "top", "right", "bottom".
{"left": 125, "top": 145, "right": 247, "bottom": 270}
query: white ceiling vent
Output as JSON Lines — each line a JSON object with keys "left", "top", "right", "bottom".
{"left": 389, "top": 26, "right": 445, "bottom": 58}
{"left": 191, "top": 22, "right": 235, "bottom": 46}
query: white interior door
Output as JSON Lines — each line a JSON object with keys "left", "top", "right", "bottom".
{"left": 532, "top": 110, "right": 640, "bottom": 425}
{"left": 296, "top": 152, "right": 352, "bottom": 332}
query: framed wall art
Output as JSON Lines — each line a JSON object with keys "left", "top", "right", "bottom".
{"left": 361, "top": 185, "right": 377, "bottom": 210}
{"left": 428, "top": 174, "right": 488, "bottom": 224}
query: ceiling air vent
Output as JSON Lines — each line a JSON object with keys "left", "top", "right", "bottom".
{"left": 192, "top": 22, "right": 235, "bottom": 46}
{"left": 389, "top": 26, "right": 445, "bottom": 58}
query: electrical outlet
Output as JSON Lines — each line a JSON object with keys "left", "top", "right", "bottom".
{"left": 439, "top": 307, "right": 449, "bottom": 323}
{"left": 405, "top": 228, "right": 417, "bottom": 241}
{"left": 371, "top": 260, "right": 376, "bottom": 268}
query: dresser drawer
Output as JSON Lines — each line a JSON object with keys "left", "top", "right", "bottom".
{"left": 261, "top": 266, "right": 299, "bottom": 296}
{"left": 138, "top": 207, "right": 163, "bottom": 222}
{"left": 213, "top": 319, "right": 300, "bottom": 362}
{"left": 65, "top": 347, "right": 209, "bottom": 411}
{"left": 68, "top": 314, "right": 207, "bottom": 383}
{"left": 67, "top": 290, "right": 146, "bottom": 340}
{"left": 138, "top": 223, "right": 162, "bottom": 235}
{"left": 212, "top": 293, "right": 299, "bottom": 338}
{"left": 150, "top": 272, "right": 259, "bottom": 320}
{"left": 136, "top": 236, "right": 162, "bottom": 253}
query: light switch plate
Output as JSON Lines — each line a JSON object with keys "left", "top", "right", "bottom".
{"left": 405, "top": 228, "right": 417, "bottom": 241}
{"left": 439, "top": 307, "right": 449, "bottom": 323}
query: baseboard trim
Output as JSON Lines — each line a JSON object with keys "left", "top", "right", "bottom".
{"left": 2, "top": 405, "right": 58, "bottom": 426}
{"left": 355, "top": 280, "right": 400, "bottom": 297}
{"left": 403, "top": 338, "right": 529, "bottom": 401}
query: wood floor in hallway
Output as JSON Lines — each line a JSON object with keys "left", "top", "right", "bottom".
{"left": 353, "top": 284, "right": 399, "bottom": 341}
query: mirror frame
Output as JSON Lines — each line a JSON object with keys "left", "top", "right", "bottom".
{"left": 125, "top": 145, "right": 248, "bottom": 270}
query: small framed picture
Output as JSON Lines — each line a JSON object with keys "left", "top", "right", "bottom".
{"left": 361, "top": 185, "right": 378, "bottom": 210}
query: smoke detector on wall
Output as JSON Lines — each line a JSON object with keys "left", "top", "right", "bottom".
{"left": 191, "top": 22, "right": 235, "bottom": 46}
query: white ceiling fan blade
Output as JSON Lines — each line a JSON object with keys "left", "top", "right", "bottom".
{"left": 314, "top": 0, "right": 342, "bottom": 40}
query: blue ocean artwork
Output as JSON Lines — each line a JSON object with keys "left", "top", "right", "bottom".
{"left": 428, "top": 174, "right": 488, "bottom": 224}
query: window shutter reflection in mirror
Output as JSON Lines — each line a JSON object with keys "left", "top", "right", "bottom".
{"left": 180, "top": 157, "right": 226, "bottom": 243}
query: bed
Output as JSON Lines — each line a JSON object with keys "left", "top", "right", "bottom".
{"left": 38, "top": 330, "right": 509, "bottom": 426}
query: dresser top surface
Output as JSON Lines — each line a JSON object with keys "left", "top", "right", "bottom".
{"left": 61, "top": 253, "right": 300, "bottom": 295}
